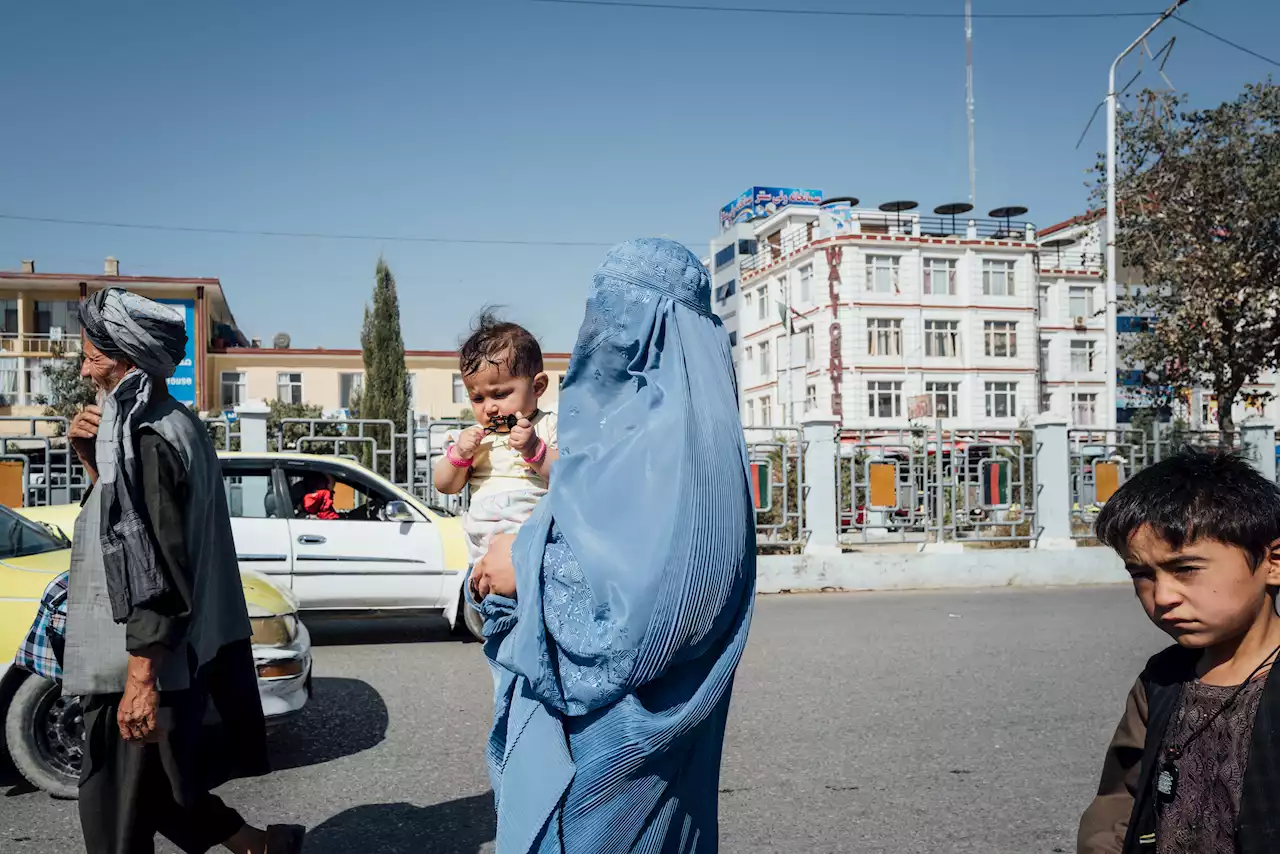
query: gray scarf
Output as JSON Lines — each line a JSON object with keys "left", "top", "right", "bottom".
{"left": 79, "top": 288, "right": 188, "bottom": 622}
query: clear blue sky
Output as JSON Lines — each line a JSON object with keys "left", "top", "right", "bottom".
{"left": 1, "top": 0, "right": 1276, "bottom": 351}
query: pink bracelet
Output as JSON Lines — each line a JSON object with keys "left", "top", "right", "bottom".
{"left": 522, "top": 440, "right": 548, "bottom": 466}
{"left": 446, "top": 444, "right": 474, "bottom": 468}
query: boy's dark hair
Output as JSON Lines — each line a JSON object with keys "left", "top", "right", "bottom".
{"left": 459, "top": 309, "right": 544, "bottom": 378}
{"left": 1095, "top": 448, "right": 1280, "bottom": 568}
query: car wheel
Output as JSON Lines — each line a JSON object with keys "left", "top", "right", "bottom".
{"left": 4, "top": 675, "right": 82, "bottom": 799}
{"left": 461, "top": 587, "right": 486, "bottom": 643}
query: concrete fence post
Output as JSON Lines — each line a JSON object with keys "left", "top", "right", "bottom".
{"left": 236, "top": 400, "right": 271, "bottom": 453}
{"left": 1240, "top": 417, "right": 1277, "bottom": 482}
{"left": 801, "top": 414, "right": 841, "bottom": 555}
{"left": 1032, "top": 413, "right": 1073, "bottom": 548}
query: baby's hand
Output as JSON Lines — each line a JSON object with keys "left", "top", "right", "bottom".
{"left": 454, "top": 426, "right": 484, "bottom": 460}
{"left": 509, "top": 412, "right": 540, "bottom": 459}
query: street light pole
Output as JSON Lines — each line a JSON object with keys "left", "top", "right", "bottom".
{"left": 1105, "top": 0, "right": 1189, "bottom": 428}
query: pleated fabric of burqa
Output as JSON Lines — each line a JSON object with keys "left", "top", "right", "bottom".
{"left": 475, "top": 238, "right": 757, "bottom": 854}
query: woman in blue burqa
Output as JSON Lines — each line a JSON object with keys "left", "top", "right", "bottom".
{"left": 468, "top": 238, "right": 756, "bottom": 853}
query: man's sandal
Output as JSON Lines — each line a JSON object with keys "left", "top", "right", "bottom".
{"left": 265, "top": 824, "right": 306, "bottom": 854}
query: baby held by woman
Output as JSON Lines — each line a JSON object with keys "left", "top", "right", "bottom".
{"left": 433, "top": 313, "right": 558, "bottom": 567}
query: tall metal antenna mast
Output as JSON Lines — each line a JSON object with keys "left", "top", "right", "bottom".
{"left": 966, "top": 0, "right": 976, "bottom": 206}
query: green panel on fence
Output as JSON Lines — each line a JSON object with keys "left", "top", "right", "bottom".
{"left": 750, "top": 461, "right": 772, "bottom": 512}
{"left": 980, "top": 458, "right": 1011, "bottom": 508}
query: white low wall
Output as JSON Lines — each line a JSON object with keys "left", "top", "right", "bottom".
{"left": 757, "top": 547, "right": 1126, "bottom": 594}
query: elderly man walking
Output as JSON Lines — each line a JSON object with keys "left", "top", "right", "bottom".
{"left": 64, "top": 287, "right": 302, "bottom": 854}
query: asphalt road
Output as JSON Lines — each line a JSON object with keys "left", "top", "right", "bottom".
{"left": 1, "top": 585, "right": 1167, "bottom": 854}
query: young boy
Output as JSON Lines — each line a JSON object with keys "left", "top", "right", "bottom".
{"left": 1078, "top": 449, "right": 1280, "bottom": 853}
{"left": 433, "top": 313, "right": 557, "bottom": 566}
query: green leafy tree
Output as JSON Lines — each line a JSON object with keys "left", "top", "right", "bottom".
{"left": 1099, "top": 82, "right": 1280, "bottom": 442}
{"left": 359, "top": 257, "right": 409, "bottom": 479}
{"left": 37, "top": 348, "right": 96, "bottom": 433}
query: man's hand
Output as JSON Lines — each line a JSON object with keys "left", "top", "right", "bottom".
{"left": 69, "top": 405, "right": 101, "bottom": 465}
{"left": 470, "top": 533, "right": 518, "bottom": 601}
{"left": 508, "top": 413, "right": 540, "bottom": 460}
{"left": 118, "top": 651, "right": 164, "bottom": 744}
{"left": 453, "top": 425, "right": 484, "bottom": 461}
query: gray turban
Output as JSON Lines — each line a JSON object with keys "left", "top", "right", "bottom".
{"left": 79, "top": 288, "right": 187, "bottom": 378}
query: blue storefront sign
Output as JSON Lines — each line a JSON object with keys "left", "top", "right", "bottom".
{"left": 720, "top": 187, "right": 823, "bottom": 231}
{"left": 158, "top": 298, "right": 197, "bottom": 406}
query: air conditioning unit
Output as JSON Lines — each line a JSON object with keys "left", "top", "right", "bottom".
{"left": 1073, "top": 316, "right": 1087, "bottom": 330}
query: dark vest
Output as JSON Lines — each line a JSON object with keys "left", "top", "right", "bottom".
{"left": 1123, "top": 644, "right": 1280, "bottom": 853}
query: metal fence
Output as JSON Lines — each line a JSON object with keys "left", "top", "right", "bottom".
{"left": 838, "top": 426, "right": 1037, "bottom": 546}
{"left": 745, "top": 426, "right": 807, "bottom": 551}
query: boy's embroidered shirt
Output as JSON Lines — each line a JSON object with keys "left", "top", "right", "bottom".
{"left": 1156, "top": 674, "right": 1269, "bottom": 854}
{"left": 447, "top": 410, "right": 557, "bottom": 502}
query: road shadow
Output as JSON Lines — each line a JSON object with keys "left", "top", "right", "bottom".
{"left": 0, "top": 760, "right": 39, "bottom": 797}
{"left": 303, "top": 613, "right": 469, "bottom": 647}
{"left": 268, "top": 677, "right": 388, "bottom": 772}
{"left": 304, "top": 792, "right": 496, "bottom": 854}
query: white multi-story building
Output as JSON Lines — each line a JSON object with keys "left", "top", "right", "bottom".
{"left": 710, "top": 189, "right": 1042, "bottom": 430}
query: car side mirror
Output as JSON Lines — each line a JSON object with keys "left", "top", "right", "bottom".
{"left": 383, "top": 500, "right": 416, "bottom": 523}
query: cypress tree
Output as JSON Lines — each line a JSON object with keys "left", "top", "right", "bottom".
{"left": 359, "top": 257, "right": 409, "bottom": 478}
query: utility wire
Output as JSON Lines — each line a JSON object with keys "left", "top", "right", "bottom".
{"left": 0, "top": 213, "right": 631, "bottom": 248}
{"left": 1172, "top": 15, "right": 1280, "bottom": 68}
{"left": 533, "top": 0, "right": 1164, "bottom": 19}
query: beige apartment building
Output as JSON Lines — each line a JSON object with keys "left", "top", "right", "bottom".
{"left": 208, "top": 347, "right": 570, "bottom": 420}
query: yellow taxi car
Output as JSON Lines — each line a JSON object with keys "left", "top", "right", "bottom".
{"left": 2, "top": 502, "right": 311, "bottom": 798}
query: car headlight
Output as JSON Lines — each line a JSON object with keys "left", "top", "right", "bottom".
{"left": 249, "top": 615, "right": 298, "bottom": 647}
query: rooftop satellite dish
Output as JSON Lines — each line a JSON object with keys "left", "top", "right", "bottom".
{"left": 272, "top": 332, "right": 292, "bottom": 350}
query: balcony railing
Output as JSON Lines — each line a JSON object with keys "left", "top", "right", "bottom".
{"left": 1039, "top": 250, "right": 1103, "bottom": 273}
{"left": 739, "top": 211, "right": 1038, "bottom": 276}
{"left": 0, "top": 333, "right": 83, "bottom": 355}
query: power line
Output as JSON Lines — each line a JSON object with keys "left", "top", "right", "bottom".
{"left": 1172, "top": 15, "right": 1280, "bottom": 69}
{"left": 533, "top": 0, "right": 1164, "bottom": 20}
{"left": 0, "top": 212, "right": 631, "bottom": 248}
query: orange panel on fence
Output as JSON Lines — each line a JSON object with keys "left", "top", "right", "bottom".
{"left": 868, "top": 462, "right": 898, "bottom": 509}
{"left": 0, "top": 461, "right": 23, "bottom": 508}
{"left": 1094, "top": 460, "right": 1123, "bottom": 504}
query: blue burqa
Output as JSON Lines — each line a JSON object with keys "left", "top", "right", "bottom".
{"left": 476, "top": 238, "right": 756, "bottom": 853}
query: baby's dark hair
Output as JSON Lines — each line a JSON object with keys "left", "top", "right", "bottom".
{"left": 459, "top": 309, "right": 544, "bottom": 378}
{"left": 1095, "top": 448, "right": 1280, "bottom": 568}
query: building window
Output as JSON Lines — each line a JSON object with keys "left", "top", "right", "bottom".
{"left": 1072, "top": 392, "right": 1098, "bottom": 426}
{"left": 220, "top": 372, "right": 246, "bottom": 409}
{"left": 1040, "top": 390, "right": 1053, "bottom": 414}
{"left": 1040, "top": 338, "right": 1050, "bottom": 370}
{"left": 985, "top": 382, "right": 1018, "bottom": 419}
{"left": 760, "top": 396, "right": 773, "bottom": 424}
{"left": 865, "top": 255, "right": 901, "bottom": 294}
{"left": 799, "top": 265, "right": 813, "bottom": 303}
{"left": 745, "top": 344, "right": 753, "bottom": 367}
{"left": 728, "top": 330, "right": 738, "bottom": 348}
{"left": 926, "top": 381, "right": 959, "bottom": 419}
{"left": 923, "top": 258, "right": 956, "bottom": 295}
{"left": 745, "top": 399, "right": 755, "bottom": 426}
{"left": 759, "top": 340, "right": 771, "bottom": 375}
{"left": 738, "top": 239, "right": 757, "bottom": 255}
{"left": 0, "top": 358, "right": 18, "bottom": 404}
{"left": 339, "top": 373, "right": 364, "bottom": 409}
{"left": 805, "top": 384, "right": 817, "bottom": 413}
{"left": 0, "top": 300, "right": 16, "bottom": 335}
{"left": 276, "top": 372, "right": 303, "bottom": 405}
{"left": 924, "top": 320, "right": 959, "bottom": 358}
{"left": 984, "top": 320, "right": 1018, "bottom": 358}
{"left": 803, "top": 327, "right": 816, "bottom": 364}
{"left": 757, "top": 286, "right": 769, "bottom": 320}
{"left": 716, "top": 278, "right": 737, "bottom": 304}
{"left": 26, "top": 363, "right": 49, "bottom": 402}
{"left": 982, "top": 259, "right": 1015, "bottom": 296}
{"left": 867, "top": 319, "right": 903, "bottom": 356}
{"left": 452, "top": 373, "right": 467, "bottom": 404}
{"left": 1201, "top": 394, "right": 1218, "bottom": 426}
{"left": 714, "top": 244, "right": 736, "bottom": 271}
{"left": 867, "top": 381, "right": 903, "bottom": 419}
{"left": 1039, "top": 286, "right": 1050, "bottom": 318}
{"left": 34, "top": 300, "right": 83, "bottom": 337}
{"left": 744, "top": 291, "right": 753, "bottom": 314}
{"left": 1069, "top": 286, "right": 1095, "bottom": 320}
{"left": 1070, "top": 340, "right": 1096, "bottom": 373}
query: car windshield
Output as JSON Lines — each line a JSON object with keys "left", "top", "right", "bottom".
{"left": 0, "top": 506, "right": 69, "bottom": 559}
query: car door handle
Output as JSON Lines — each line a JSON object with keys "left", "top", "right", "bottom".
{"left": 297, "top": 535, "right": 327, "bottom": 545}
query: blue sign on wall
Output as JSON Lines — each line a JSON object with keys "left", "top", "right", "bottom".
{"left": 720, "top": 187, "right": 823, "bottom": 231}
{"left": 158, "top": 298, "right": 197, "bottom": 406}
